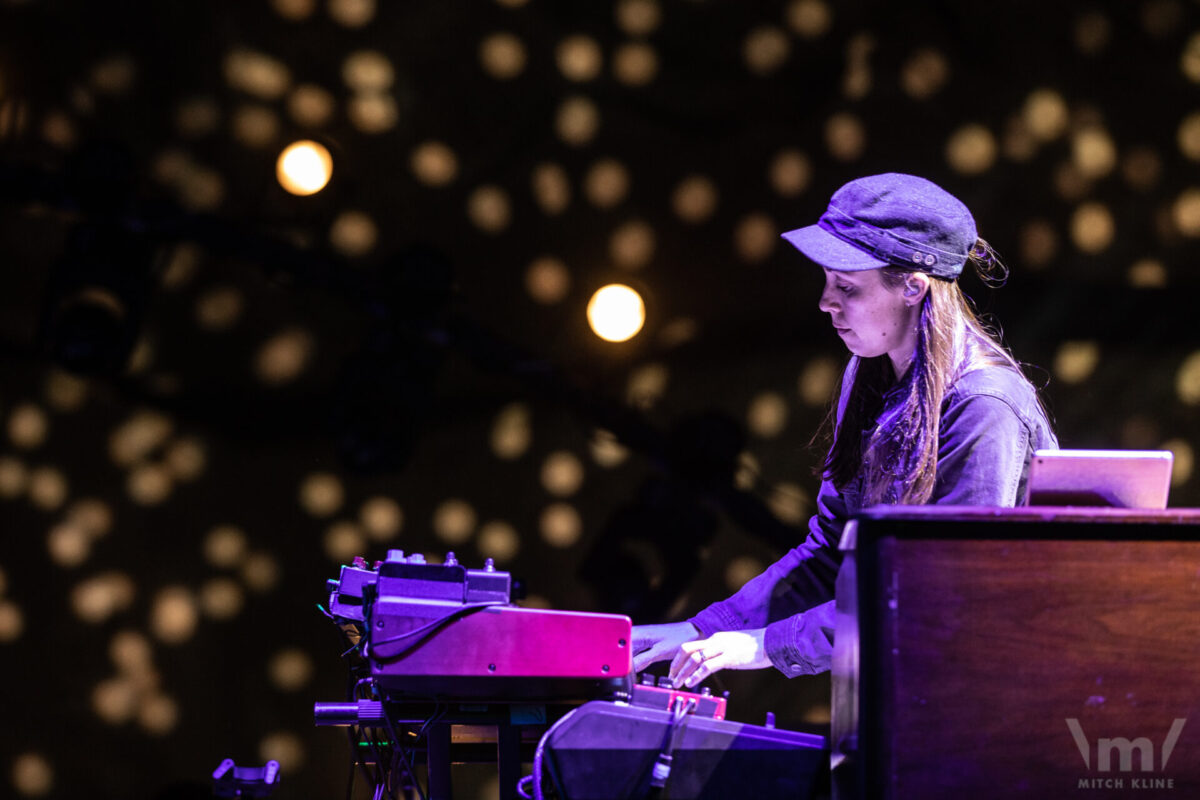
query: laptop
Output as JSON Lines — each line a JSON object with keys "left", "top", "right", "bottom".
{"left": 1024, "top": 449, "right": 1174, "bottom": 509}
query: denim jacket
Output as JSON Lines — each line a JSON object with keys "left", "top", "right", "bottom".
{"left": 689, "top": 359, "right": 1058, "bottom": 677}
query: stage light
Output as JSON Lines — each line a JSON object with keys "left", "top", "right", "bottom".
{"left": 412, "top": 140, "right": 458, "bottom": 186}
{"left": 744, "top": 27, "right": 790, "bottom": 75}
{"left": 609, "top": 221, "right": 655, "bottom": 270}
{"left": 323, "top": 521, "right": 365, "bottom": 562}
{"left": 467, "top": 184, "right": 512, "bottom": 233}
{"left": 275, "top": 139, "right": 332, "bottom": 196}
{"left": 725, "top": 555, "right": 764, "bottom": 591}
{"left": 164, "top": 438, "right": 204, "bottom": 482}
{"left": 626, "top": 362, "right": 668, "bottom": 407}
{"left": 525, "top": 256, "right": 570, "bottom": 304}
{"left": 541, "top": 451, "right": 584, "bottom": 496}
{"left": 616, "top": 0, "right": 661, "bottom": 36}
{"left": 491, "top": 402, "right": 533, "bottom": 459}
{"left": 798, "top": 355, "right": 839, "bottom": 406}
{"left": 1054, "top": 340, "right": 1101, "bottom": 384}
{"left": 672, "top": 175, "right": 718, "bottom": 223}
{"left": 767, "top": 481, "right": 810, "bottom": 524}
{"left": 825, "top": 112, "right": 867, "bottom": 160}
{"left": 584, "top": 158, "right": 630, "bottom": 208}
{"left": 531, "top": 162, "right": 571, "bottom": 213}
{"left": 433, "top": 498, "right": 476, "bottom": 544}
{"left": 287, "top": 83, "right": 334, "bottom": 126}
{"left": 299, "top": 472, "right": 344, "bottom": 517}
{"left": 747, "top": 391, "right": 788, "bottom": 438}
{"left": 586, "top": 430, "right": 628, "bottom": 470}
{"left": 555, "top": 96, "right": 599, "bottom": 146}
{"left": 478, "top": 520, "right": 520, "bottom": 562}
{"left": 540, "top": 502, "right": 582, "bottom": 547}
{"left": 734, "top": 212, "right": 776, "bottom": 263}
{"left": 359, "top": 496, "right": 403, "bottom": 540}
{"left": 613, "top": 43, "right": 657, "bottom": 86}
{"left": 329, "top": 210, "right": 378, "bottom": 257}
{"left": 556, "top": 35, "right": 603, "bottom": 82}
{"left": 204, "top": 525, "right": 247, "bottom": 567}
{"left": 769, "top": 149, "right": 812, "bottom": 196}
{"left": 787, "top": 0, "right": 832, "bottom": 38}
{"left": 587, "top": 284, "right": 645, "bottom": 342}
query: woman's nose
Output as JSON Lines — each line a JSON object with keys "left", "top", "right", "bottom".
{"left": 818, "top": 287, "right": 837, "bottom": 313}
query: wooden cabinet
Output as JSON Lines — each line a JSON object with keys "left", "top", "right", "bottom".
{"left": 832, "top": 506, "right": 1200, "bottom": 800}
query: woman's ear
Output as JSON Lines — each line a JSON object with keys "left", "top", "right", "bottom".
{"left": 902, "top": 273, "right": 930, "bottom": 306}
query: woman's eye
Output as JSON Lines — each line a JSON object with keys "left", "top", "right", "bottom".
{"left": 837, "top": 284, "right": 854, "bottom": 295}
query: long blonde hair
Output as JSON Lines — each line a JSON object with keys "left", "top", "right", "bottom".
{"left": 821, "top": 240, "right": 1031, "bottom": 505}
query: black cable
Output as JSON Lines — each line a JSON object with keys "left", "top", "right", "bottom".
{"left": 367, "top": 602, "right": 503, "bottom": 659}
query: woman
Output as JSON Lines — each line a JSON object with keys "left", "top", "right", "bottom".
{"left": 632, "top": 173, "right": 1057, "bottom": 687}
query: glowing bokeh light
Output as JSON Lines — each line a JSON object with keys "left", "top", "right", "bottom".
{"left": 584, "top": 159, "right": 630, "bottom": 208}
{"left": 626, "top": 362, "right": 669, "bottom": 408}
{"left": 734, "top": 213, "right": 776, "bottom": 263}
{"left": 467, "top": 185, "right": 512, "bottom": 233}
{"left": 12, "top": 752, "right": 53, "bottom": 796}
{"left": 787, "top": 0, "right": 832, "bottom": 37}
{"left": 275, "top": 140, "right": 333, "bottom": 196}
{"left": 768, "top": 482, "right": 810, "bottom": 524}
{"left": 360, "top": 496, "right": 403, "bottom": 541}
{"left": 541, "top": 451, "right": 584, "bottom": 496}
{"left": 255, "top": 328, "right": 314, "bottom": 384}
{"left": 747, "top": 392, "right": 788, "bottom": 438}
{"left": 555, "top": 96, "right": 600, "bottom": 146}
{"left": 825, "top": 112, "right": 866, "bottom": 160}
{"left": 609, "top": 220, "right": 655, "bottom": 270}
{"left": 587, "top": 284, "right": 646, "bottom": 343}
{"left": 589, "top": 429, "right": 629, "bottom": 468}
{"left": 1054, "top": 340, "right": 1101, "bottom": 384}
{"left": 525, "top": 256, "right": 571, "bottom": 304}
{"left": 299, "top": 472, "right": 344, "bottom": 517}
{"left": 478, "top": 520, "right": 520, "bottom": 562}
{"left": 268, "top": 648, "right": 314, "bottom": 690}
{"left": 613, "top": 43, "right": 658, "bottom": 86}
{"left": 323, "top": 521, "right": 366, "bottom": 562}
{"left": 531, "top": 162, "right": 571, "bottom": 214}
{"left": 744, "top": 27, "right": 790, "bottom": 75}
{"left": 491, "top": 402, "right": 533, "bottom": 459}
{"left": 769, "top": 149, "right": 811, "bottom": 197}
{"left": 433, "top": 498, "right": 476, "bottom": 544}
{"left": 540, "top": 503, "right": 583, "bottom": 548}
{"left": 412, "top": 141, "right": 458, "bottom": 186}
{"left": 556, "top": 35, "right": 603, "bottom": 82}
{"left": 616, "top": 0, "right": 661, "bottom": 35}
{"left": 725, "top": 556, "right": 764, "bottom": 591}
{"left": 329, "top": 210, "right": 378, "bottom": 257}
{"left": 150, "top": 587, "right": 198, "bottom": 644}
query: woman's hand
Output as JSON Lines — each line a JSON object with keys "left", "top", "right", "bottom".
{"left": 668, "top": 629, "right": 771, "bottom": 688}
{"left": 631, "top": 622, "right": 702, "bottom": 673}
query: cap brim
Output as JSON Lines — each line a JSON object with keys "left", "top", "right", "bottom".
{"left": 780, "top": 224, "right": 888, "bottom": 271}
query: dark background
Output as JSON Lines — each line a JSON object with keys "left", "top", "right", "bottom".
{"left": 2, "top": 0, "right": 1200, "bottom": 798}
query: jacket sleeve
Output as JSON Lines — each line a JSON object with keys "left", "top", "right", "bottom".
{"left": 688, "top": 359, "right": 858, "bottom": 640}
{"left": 709, "top": 376, "right": 1040, "bottom": 678}
{"left": 688, "top": 477, "right": 846, "bottom": 637}
{"left": 928, "top": 389, "right": 1031, "bottom": 506}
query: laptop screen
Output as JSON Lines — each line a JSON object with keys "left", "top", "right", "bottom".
{"left": 1024, "top": 449, "right": 1174, "bottom": 509}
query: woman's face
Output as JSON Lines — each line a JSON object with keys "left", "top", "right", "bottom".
{"left": 818, "top": 267, "right": 923, "bottom": 373}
